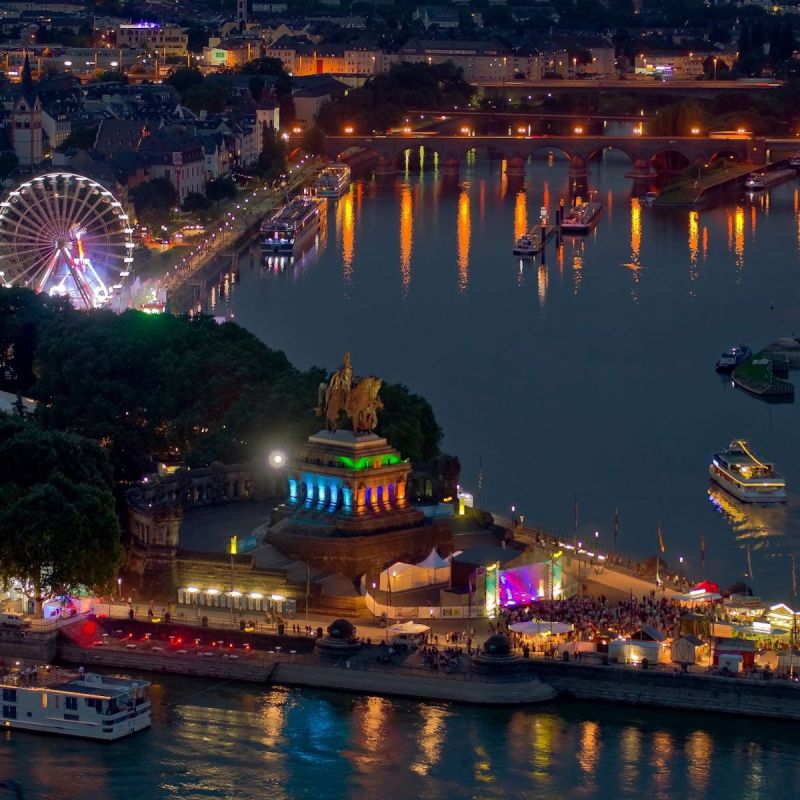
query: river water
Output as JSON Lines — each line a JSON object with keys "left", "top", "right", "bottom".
{"left": 4, "top": 675, "right": 800, "bottom": 799}
{"left": 10, "top": 154, "right": 800, "bottom": 798}
{"left": 209, "top": 150, "right": 800, "bottom": 601}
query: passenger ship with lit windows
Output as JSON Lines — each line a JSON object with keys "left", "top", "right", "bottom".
{"left": 0, "top": 666, "right": 150, "bottom": 740}
{"left": 709, "top": 440, "right": 787, "bottom": 503}
{"left": 260, "top": 197, "right": 320, "bottom": 254}
{"left": 314, "top": 164, "right": 351, "bottom": 198}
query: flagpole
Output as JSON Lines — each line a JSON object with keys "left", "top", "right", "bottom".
{"left": 700, "top": 534, "right": 705, "bottom": 574}
{"left": 613, "top": 507, "right": 619, "bottom": 557}
{"left": 573, "top": 493, "right": 579, "bottom": 584}
{"left": 792, "top": 555, "right": 797, "bottom": 658}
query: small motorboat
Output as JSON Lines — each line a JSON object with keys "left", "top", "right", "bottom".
{"left": 715, "top": 345, "right": 751, "bottom": 372}
{"left": 513, "top": 233, "right": 540, "bottom": 257}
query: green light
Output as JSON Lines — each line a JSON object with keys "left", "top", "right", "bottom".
{"left": 338, "top": 454, "right": 401, "bottom": 470}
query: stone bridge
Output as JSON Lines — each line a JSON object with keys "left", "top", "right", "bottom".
{"left": 322, "top": 134, "right": 766, "bottom": 187}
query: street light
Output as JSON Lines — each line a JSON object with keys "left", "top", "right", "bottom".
{"left": 268, "top": 450, "right": 285, "bottom": 468}
{"left": 371, "top": 581, "right": 377, "bottom": 625}
{"left": 713, "top": 57, "right": 718, "bottom": 81}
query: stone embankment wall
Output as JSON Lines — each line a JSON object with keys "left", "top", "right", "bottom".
{"left": 270, "top": 662, "right": 556, "bottom": 705}
{"left": 0, "top": 628, "right": 57, "bottom": 662}
{"left": 526, "top": 660, "right": 800, "bottom": 721}
{"left": 264, "top": 520, "right": 452, "bottom": 579}
{"left": 58, "top": 645, "right": 275, "bottom": 683}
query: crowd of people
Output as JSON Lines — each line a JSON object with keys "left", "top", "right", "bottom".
{"left": 499, "top": 593, "right": 685, "bottom": 642}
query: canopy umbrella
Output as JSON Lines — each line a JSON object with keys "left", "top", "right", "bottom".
{"left": 388, "top": 621, "right": 431, "bottom": 635}
{"left": 510, "top": 620, "right": 574, "bottom": 635}
{"left": 694, "top": 580, "right": 720, "bottom": 594}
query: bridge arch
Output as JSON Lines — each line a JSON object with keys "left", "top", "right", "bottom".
{"left": 524, "top": 142, "right": 574, "bottom": 162}
{"left": 650, "top": 148, "right": 692, "bottom": 175}
{"left": 585, "top": 145, "right": 636, "bottom": 166}
{"left": 709, "top": 149, "right": 745, "bottom": 164}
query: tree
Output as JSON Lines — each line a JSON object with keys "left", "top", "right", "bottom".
{"left": 205, "top": 176, "right": 237, "bottom": 204}
{"left": 181, "top": 191, "right": 209, "bottom": 213}
{"left": 166, "top": 67, "right": 204, "bottom": 95}
{"left": 97, "top": 70, "right": 127, "bottom": 84}
{"left": 15, "top": 291, "right": 444, "bottom": 480}
{"left": 240, "top": 57, "right": 288, "bottom": 76}
{"left": 301, "top": 125, "right": 326, "bottom": 156}
{"left": 0, "top": 415, "right": 123, "bottom": 611}
{"left": 0, "top": 151, "right": 18, "bottom": 181}
{"left": 254, "top": 125, "right": 287, "bottom": 179}
{"left": 130, "top": 178, "right": 178, "bottom": 227}
{"left": 182, "top": 81, "right": 228, "bottom": 114}
{"left": 248, "top": 75, "right": 266, "bottom": 101}
{"left": 55, "top": 125, "right": 99, "bottom": 153}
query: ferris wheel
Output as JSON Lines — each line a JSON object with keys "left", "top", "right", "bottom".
{"left": 0, "top": 172, "right": 134, "bottom": 310}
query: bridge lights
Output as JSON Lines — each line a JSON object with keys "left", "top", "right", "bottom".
{"left": 517, "top": 126, "right": 527, "bottom": 135}
{"left": 574, "top": 126, "right": 584, "bottom": 135}
{"left": 344, "top": 126, "right": 354, "bottom": 134}
{"left": 691, "top": 127, "right": 701, "bottom": 135}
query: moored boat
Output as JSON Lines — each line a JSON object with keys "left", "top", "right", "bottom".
{"left": 314, "top": 164, "right": 351, "bottom": 198}
{"left": 745, "top": 173, "right": 767, "bottom": 190}
{"left": 0, "top": 665, "right": 150, "bottom": 740}
{"left": 260, "top": 197, "right": 320, "bottom": 254}
{"left": 715, "top": 344, "right": 751, "bottom": 372}
{"left": 560, "top": 201, "right": 602, "bottom": 234}
{"left": 513, "top": 233, "right": 540, "bottom": 257}
{"left": 709, "top": 440, "right": 787, "bottom": 503}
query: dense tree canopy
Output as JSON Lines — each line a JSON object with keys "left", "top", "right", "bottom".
{"left": 0, "top": 415, "right": 123, "bottom": 608}
{"left": 130, "top": 178, "right": 178, "bottom": 227}
{"left": 0, "top": 291, "right": 442, "bottom": 483}
{"left": 315, "top": 62, "right": 475, "bottom": 135}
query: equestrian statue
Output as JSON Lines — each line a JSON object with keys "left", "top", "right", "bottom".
{"left": 316, "top": 352, "right": 383, "bottom": 434}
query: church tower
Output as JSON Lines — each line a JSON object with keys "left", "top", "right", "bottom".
{"left": 237, "top": 0, "right": 247, "bottom": 25}
{"left": 12, "top": 54, "right": 43, "bottom": 169}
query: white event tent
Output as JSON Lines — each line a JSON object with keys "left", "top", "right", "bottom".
{"left": 379, "top": 549, "right": 451, "bottom": 591}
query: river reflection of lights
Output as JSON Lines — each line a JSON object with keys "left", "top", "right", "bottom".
{"left": 342, "top": 187, "right": 355, "bottom": 288}
{"left": 457, "top": 188, "right": 471, "bottom": 293}
{"left": 538, "top": 264, "right": 548, "bottom": 307}
{"left": 410, "top": 704, "right": 448, "bottom": 776}
{"left": 578, "top": 720, "right": 601, "bottom": 793}
{"left": 734, "top": 206, "right": 745, "bottom": 273}
{"left": 400, "top": 184, "right": 413, "bottom": 296}
{"left": 620, "top": 726, "right": 641, "bottom": 792}
{"left": 686, "top": 730, "right": 713, "bottom": 797}
{"left": 688, "top": 210, "right": 699, "bottom": 288}
{"left": 500, "top": 159, "right": 508, "bottom": 200}
{"left": 514, "top": 190, "right": 528, "bottom": 243}
{"left": 651, "top": 731, "right": 674, "bottom": 796}
{"left": 707, "top": 484, "right": 785, "bottom": 548}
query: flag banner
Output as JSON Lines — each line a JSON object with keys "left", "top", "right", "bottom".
{"left": 658, "top": 523, "right": 665, "bottom": 554}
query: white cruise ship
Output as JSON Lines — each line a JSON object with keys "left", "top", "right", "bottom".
{"left": 314, "top": 164, "right": 351, "bottom": 198}
{"left": 0, "top": 666, "right": 150, "bottom": 740}
{"left": 709, "top": 440, "right": 787, "bottom": 503}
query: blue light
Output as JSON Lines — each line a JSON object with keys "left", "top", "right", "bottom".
{"left": 343, "top": 487, "right": 352, "bottom": 511}
{"left": 288, "top": 478, "right": 298, "bottom": 501}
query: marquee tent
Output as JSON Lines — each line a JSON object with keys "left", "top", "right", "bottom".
{"left": 510, "top": 620, "right": 574, "bottom": 635}
{"left": 379, "top": 549, "right": 451, "bottom": 591}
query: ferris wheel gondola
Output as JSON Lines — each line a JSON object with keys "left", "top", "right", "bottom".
{"left": 0, "top": 172, "right": 134, "bottom": 310}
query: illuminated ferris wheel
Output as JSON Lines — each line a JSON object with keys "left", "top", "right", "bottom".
{"left": 0, "top": 173, "right": 134, "bottom": 309}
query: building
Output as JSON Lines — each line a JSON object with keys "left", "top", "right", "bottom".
{"left": 138, "top": 127, "right": 206, "bottom": 201}
{"left": 634, "top": 51, "right": 735, "bottom": 79}
{"left": 413, "top": 6, "right": 460, "bottom": 29}
{"left": 389, "top": 40, "right": 514, "bottom": 82}
{"left": 202, "top": 35, "right": 264, "bottom": 69}
{"left": 11, "top": 54, "right": 43, "bottom": 168}
{"left": 116, "top": 22, "right": 189, "bottom": 58}
{"left": 255, "top": 98, "right": 280, "bottom": 149}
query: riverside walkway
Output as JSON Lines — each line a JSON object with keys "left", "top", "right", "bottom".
{"left": 160, "top": 159, "right": 320, "bottom": 301}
